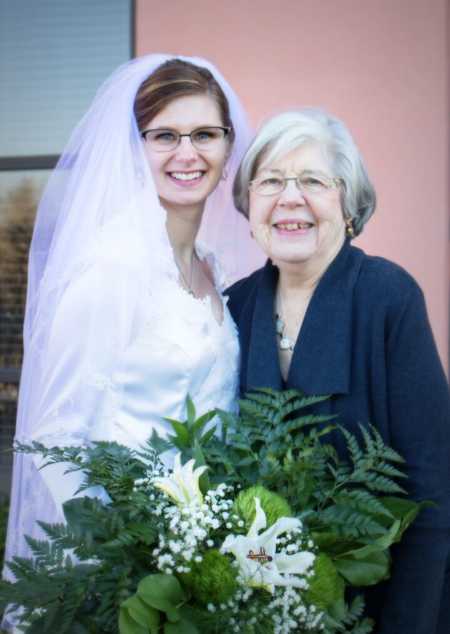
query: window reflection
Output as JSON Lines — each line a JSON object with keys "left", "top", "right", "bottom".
{"left": 0, "top": 171, "right": 48, "bottom": 495}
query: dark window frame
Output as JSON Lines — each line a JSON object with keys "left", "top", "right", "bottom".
{"left": 0, "top": 0, "right": 136, "bottom": 359}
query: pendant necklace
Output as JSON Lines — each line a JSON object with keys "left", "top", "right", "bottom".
{"left": 175, "top": 250, "right": 196, "bottom": 297}
{"left": 275, "top": 291, "right": 295, "bottom": 352}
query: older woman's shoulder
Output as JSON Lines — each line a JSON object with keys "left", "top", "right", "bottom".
{"left": 225, "top": 264, "right": 268, "bottom": 316}
{"left": 353, "top": 246, "right": 424, "bottom": 308}
{"left": 227, "top": 266, "right": 265, "bottom": 293}
{"left": 225, "top": 262, "right": 273, "bottom": 300}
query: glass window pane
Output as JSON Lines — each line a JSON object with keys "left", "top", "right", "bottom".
{"left": 0, "top": 171, "right": 49, "bottom": 369}
{"left": 0, "top": 386, "right": 17, "bottom": 496}
{"left": 0, "top": 171, "right": 49, "bottom": 496}
{"left": 0, "top": 0, "right": 132, "bottom": 156}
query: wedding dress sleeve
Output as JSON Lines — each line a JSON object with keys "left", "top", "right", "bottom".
{"left": 26, "top": 239, "right": 144, "bottom": 505}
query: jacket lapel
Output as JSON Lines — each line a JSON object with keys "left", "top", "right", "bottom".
{"left": 287, "top": 240, "right": 363, "bottom": 395}
{"left": 246, "top": 241, "right": 364, "bottom": 396}
{"left": 246, "top": 261, "right": 283, "bottom": 390}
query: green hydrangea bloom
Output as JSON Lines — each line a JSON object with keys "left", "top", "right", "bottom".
{"left": 305, "top": 553, "right": 343, "bottom": 609}
{"left": 181, "top": 549, "right": 238, "bottom": 605}
{"left": 234, "top": 485, "right": 292, "bottom": 528}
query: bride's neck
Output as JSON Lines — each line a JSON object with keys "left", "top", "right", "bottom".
{"left": 165, "top": 204, "right": 203, "bottom": 264}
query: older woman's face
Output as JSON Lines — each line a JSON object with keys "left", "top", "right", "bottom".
{"left": 249, "top": 143, "right": 346, "bottom": 272}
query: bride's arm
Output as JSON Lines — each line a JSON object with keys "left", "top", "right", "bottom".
{"left": 28, "top": 257, "right": 141, "bottom": 506}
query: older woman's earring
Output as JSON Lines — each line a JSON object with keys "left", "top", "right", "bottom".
{"left": 221, "top": 167, "right": 229, "bottom": 181}
{"left": 345, "top": 217, "right": 355, "bottom": 238}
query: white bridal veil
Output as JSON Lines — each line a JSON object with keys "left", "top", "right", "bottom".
{"left": 3, "top": 53, "right": 255, "bottom": 577}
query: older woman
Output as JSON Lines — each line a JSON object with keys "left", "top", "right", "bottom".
{"left": 227, "top": 109, "right": 450, "bottom": 634}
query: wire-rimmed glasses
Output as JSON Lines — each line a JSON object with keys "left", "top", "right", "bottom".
{"left": 141, "top": 126, "right": 231, "bottom": 152}
{"left": 250, "top": 170, "right": 342, "bottom": 196}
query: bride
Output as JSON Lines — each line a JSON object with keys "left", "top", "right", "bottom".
{"left": 2, "top": 54, "right": 253, "bottom": 606}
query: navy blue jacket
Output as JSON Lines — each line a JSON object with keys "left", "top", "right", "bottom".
{"left": 226, "top": 240, "right": 450, "bottom": 634}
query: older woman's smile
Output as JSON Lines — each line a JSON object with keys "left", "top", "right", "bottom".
{"left": 272, "top": 219, "right": 315, "bottom": 234}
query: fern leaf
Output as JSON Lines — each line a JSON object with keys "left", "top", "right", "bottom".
{"left": 335, "top": 489, "right": 393, "bottom": 519}
{"left": 364, "top": 473, "right": 406, "bottom": 494}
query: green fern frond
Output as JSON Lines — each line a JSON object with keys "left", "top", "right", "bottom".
{"left": 339, "top": 426, "right": 363, "bottom": 466}
{"left": 334, "top": 490, "right": 393, "bottom": 519}
{"left": 320, "top": 504, "right": 386, "bottom": 537}
{"left": 362, "top": 473, "right": 406, "bottom": 494}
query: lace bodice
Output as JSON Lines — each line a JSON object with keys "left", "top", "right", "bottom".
{"left": 88, "top": 277, "right": 239, "bottom": 450}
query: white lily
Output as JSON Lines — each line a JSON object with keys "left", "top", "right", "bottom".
{"left": 152, "top": 454, "right": 208, "bottom": 506}
{"left": 221, "top": 497, "right": 315, "bottom": 592}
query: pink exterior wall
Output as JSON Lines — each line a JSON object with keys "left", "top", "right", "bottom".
{"left": 136, "top": 0, "right": 449, "bottom": 369}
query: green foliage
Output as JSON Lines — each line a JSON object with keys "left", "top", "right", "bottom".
{"left": 163, "top": 395, "right": 217, "bottom": 465}
{"left": 234, "top": 485, "right": 293, "bottom": 528}
{"left": 136, "top": 574, "right": 186, "bottom": 623}
{"left": 1, "top": 442, "right": 163, "bottom": 633}
{"left": 120, "top": 595, "right": 160, "bottom": 634}
{"left": 180, "top": 549, "right": 238, "bottom": 605}
{"left": 323, "top": 595, "right": 374, "bottom": 634}
{"left": 199, "top": 390, "right": 416, "bottom": 544}
{"left": 305, "top": 554, "right": 343, "bottom": 610}
{"left": 2, "top": 390, "right": 423, "bottom": 633}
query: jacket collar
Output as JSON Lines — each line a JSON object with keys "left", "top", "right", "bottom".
{"left": 246, "top": 240, "right": 364, "bottom": 395}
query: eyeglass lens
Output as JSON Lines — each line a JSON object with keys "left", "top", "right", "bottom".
{"left": 253, "top": 173, "right": 334, "bottom": 195}
{"left": 143, "top": 127, "right": 228, "bottom": 151}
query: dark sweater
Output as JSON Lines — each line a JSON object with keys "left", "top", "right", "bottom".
{"left": 226, "top": 239, "right": 450, "bottom": 634}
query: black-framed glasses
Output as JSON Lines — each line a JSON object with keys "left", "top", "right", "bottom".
{"left": 141, "top": 126, "right": 231, "bottom": 152}
{"left": 250, "top": 170, "right": 342, "bottom": 196}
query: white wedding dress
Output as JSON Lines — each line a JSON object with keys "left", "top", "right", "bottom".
{"left": 3, "top": 235, "right": 239, "bottom": 578}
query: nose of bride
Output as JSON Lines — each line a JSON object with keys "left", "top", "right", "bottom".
{"left": 174, "top": 136, "right": 199, "bottom": 162}
{"left": 278, "top": 179, "right": 306, "bottom": 207}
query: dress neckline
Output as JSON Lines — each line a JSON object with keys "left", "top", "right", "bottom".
{"left": 174, "top": 242, "right": 226, "bottom": 327}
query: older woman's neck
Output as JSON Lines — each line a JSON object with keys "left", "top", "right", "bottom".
{"left": 277, "top": 263, "right": 322, "bottom": 297}
{"left": 276, "top": 236, "right": 345, "bottom": 294}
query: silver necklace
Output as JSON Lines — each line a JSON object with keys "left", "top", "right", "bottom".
{"left": 174, "top": 250, "right": 196, "bottom": 297}
{"left": 275, "top": 289, "right": 295, "bottom": 352}
{"left": 275, "top": 313, "right": 295, "bottom": 351}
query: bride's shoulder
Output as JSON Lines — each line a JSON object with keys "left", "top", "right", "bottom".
{"left": 63, "top": 216, "right": 147, "bottom": 305}
{"left": 95, "top": 215, "right": 146, "bottom": 273}
{"left": 195, "top": 241, "right": 227, "bottom": 291}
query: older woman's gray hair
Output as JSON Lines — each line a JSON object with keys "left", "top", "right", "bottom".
{"left": 233, "top": 108, "right": 376, "bottom": 236}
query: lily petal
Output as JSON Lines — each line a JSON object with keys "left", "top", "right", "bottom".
{"left": 221, "top": 496, "right": 315, "bottom": 592}
{"left": 248, "top": 497, "right": 267, "bottom": 536}
{"left": 152, "top": 454, "right": 208, "bottom": 506}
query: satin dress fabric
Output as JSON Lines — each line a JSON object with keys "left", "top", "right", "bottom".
{"left": 3, "top": 242, "right": 239, "bottom": 587}
{"left": 33, "top": 244, "right": 239, "bottom": 501}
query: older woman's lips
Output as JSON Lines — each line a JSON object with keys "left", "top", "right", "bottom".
{"left": 273, "top": 221, "right": 314, "bottom": 235}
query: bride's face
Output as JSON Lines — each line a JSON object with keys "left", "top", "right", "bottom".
{"left": 142, "top": 94, "right": 230, "bottom": 214}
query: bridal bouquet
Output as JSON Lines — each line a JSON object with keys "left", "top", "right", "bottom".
{"left": 1, "top": 390, "right": 424, "bottom": 633}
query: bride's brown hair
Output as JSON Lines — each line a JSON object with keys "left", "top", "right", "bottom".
{"left": 134, "top": 58, "right": 234, "bottom": 141}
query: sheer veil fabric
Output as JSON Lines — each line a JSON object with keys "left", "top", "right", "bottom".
{"left": 3, "top": 54, "right": 254, "bottom": 582}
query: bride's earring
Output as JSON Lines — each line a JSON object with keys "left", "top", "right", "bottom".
{"left": 221, "top": 167, "right": 229, "bottom": 181}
